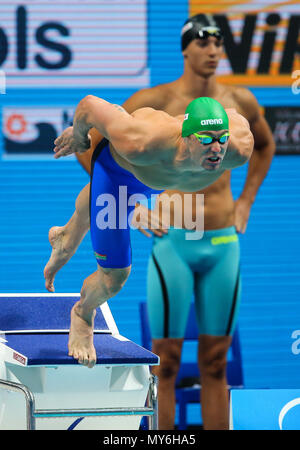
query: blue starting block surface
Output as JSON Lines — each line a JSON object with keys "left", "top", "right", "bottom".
{"left": 0, "top": 294, "right": 110, "bottom": 333}
{"left": 0, "top": 294, "right": 159, "bottom": 367}
{"left": 3, "top": 333, "right": 158, "bottom": 366}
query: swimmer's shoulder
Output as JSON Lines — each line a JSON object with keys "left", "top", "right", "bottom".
{"left": 131, "top": 104, "right": 180, "bottom": 133}
{"left": 129, "top": 85, "right": 179, "bottom": 123}
{"left": 128, "top": 103, "right": 181, "bottom": 154}
{"left": 222, "top": 84, "right": 261, "bottom": 123}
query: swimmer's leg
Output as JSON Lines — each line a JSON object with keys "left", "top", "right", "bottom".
{"left": 197, "top": 334, "right": 232, "bottom": 430}
{"left": 68, "top": 264, "right": 131, "bottom": 368}
{"left": 147, "top": 232, "right": 193, "bottom": 429}
{"left": 44, "top": 183, "right": 90, "bottom": 292}
{"left": 194, "top": 230, "right": 241, "bottom": 430}
{"left": 151, "top": 338, "right": 184, "bottom": 429}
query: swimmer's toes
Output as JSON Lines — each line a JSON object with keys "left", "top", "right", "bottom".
{"left": 45, "top": 280, "right": 55, "bottom": 293}
{"left": 44, "top": 265, "right": 55, "bottom": 291}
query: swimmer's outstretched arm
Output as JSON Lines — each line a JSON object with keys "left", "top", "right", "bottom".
{"left": 54, "top": 95, "right": 150, "bottom": 161}
{"left": 222, "top": 109, "right": 254, "bottom": 169}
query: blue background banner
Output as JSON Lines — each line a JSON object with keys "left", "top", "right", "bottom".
{"left": 230, "top": 389, "right": 300, "bottom": 430}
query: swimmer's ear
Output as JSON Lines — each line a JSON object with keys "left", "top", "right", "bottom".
{"left": 181, "top": 47, "right": 189, "bottom": 59}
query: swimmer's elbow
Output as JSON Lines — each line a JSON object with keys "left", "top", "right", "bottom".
{"left": 224, "top": 131, "right": 254, "bottom": 169}
{"left": 75, "top": 95, "right": 110, "bottom": 136}
{"left": 239, "top": 130, "right": 254, "bottom": 165}
{"left": 234, "top": 151, "right": 251, "bottom": 168}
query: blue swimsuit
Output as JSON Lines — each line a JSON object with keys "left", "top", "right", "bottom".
{"left": 90, "top": 138, "right": 162, "bottom": 268}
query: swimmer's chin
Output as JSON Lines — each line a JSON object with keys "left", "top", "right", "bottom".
{"left": 202, "top": 163, "right": 221, "bottom": 171}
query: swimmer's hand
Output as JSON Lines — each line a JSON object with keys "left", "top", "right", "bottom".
{"left": 234, "top": 196, "right": 252, "bottom": 233}
{"left": 131, "top": 203, "right": 169, "bottom": 238}
{"left": 53, "top": 126, "right": 91, "bottom": 159}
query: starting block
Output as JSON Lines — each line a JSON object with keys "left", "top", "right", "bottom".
{"left": 0, "top": 294, "right": 159, "bottom": 430}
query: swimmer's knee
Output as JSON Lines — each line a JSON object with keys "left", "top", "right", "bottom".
{"left": 198, "top": 345, "right": 228, "bottom": 380}
{"left": 154, "top": 354, "right": 181, "bottom": 380}
{"left": 100, "top": 266, "right": 131, "bottom": 297}
{"left": 201, "top": 356, "right": 227, "bottom": 380}
{"left": 152, "top": 339, "right": 183, "bottom": 380}
{"left": 156, "top": 361, "right": 180, "bottom": 381}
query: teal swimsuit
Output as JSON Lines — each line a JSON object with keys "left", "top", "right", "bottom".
{"left": 147, "top": 226, "right": 241, "bottom": 338}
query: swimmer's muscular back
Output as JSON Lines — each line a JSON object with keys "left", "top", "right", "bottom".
{"left": 62, "top": 94, "right": 252, "bottom": 192}
{"left": 73, "top": 95, "right": 182, "bottom": 166}
{"left": 73, "top": 82, "right": 271, "bottom": 229}
{"left": 76, "top": 86, "right": 175, "bottom": 172}
{"left": 123, "top": 107, "right": 182, "bottom": 164}
{"left": 77, "top": 82, "right": 259, "bottom": 175}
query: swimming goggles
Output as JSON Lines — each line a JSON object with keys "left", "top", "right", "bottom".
{"left": 193, "top": 132, "right": 230, "bottom": 145}
{"left": 197, "top": 26, "right": 223, "bottom": 40}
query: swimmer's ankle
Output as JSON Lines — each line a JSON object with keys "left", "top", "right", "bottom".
{"left": 73, "top": 301, "right": 96, "bottom": 326}
{"left": 55, "top": 225, "right": 79, "bottom": 255}
{"left": 63, "top": 216, "right": 89, "bottom": 251}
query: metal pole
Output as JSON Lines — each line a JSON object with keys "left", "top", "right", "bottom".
{"left": 0, "top": 379, "right": 36, "bottom": 430}
{"left": 147, "top": 374, "right": 158, "bottom": 430}
{"left": 34, "top": 407, "right": 154, "bottom": 418}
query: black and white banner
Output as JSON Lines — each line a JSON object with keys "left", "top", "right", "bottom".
{"left": 0, "top": 1, "right": 149, "bottom": 88}
{"left": 265, "top": 106, "right": 300, "bottom": 154}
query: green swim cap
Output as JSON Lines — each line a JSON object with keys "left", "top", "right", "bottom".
{"left": 182, "top": 97, "right": 229, "bottom": 137}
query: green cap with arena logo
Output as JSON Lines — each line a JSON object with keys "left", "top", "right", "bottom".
{"left": 182, "top": 97, "right": 229, "bottom": 137}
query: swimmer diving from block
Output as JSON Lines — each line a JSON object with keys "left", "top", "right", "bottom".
{"left": 45, "top": 95, "right": 253, "bottom": 368}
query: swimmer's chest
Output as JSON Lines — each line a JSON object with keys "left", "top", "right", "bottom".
{"left": 162, "top": 85, "right": 246, "bottom": 119}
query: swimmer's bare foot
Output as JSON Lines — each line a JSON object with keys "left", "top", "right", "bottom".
{"left": 68, "top": 302, "right": 97, "bottom": 368}
{"left": 44, "top": 226, "right": 75, "bottom": 292}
